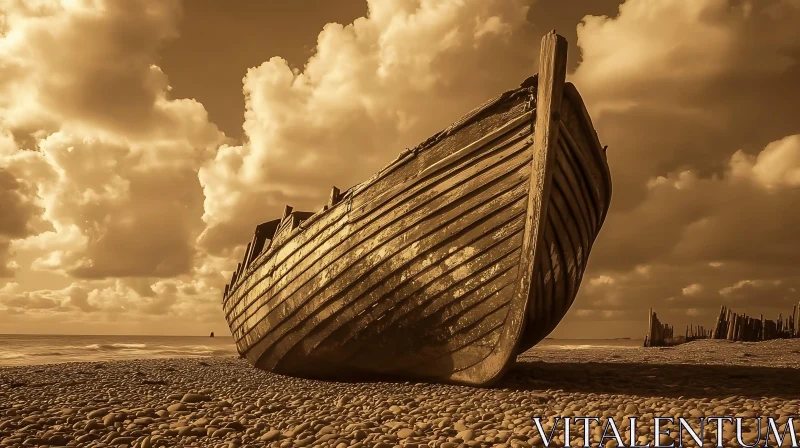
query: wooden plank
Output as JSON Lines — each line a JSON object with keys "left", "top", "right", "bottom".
{"left": 480, "top": 29, "right": 569, "bottom": 382}
{"left": 543, "top": 213, "right": 570, "bottom": 327}
{"left": 249, "top": 196, "right": 529, "bottom": 366}
{"left": 227, "top": 138, "right": 533, "bottom": 328}
{"left": 560, "top": 84, "right": 612, "bottom": 219}
{"left": 557, "top": 139, "right": 599, "bottom": 236}
{"left": 229, "top": 150, "right": 533, "bottom": 335}
{"left": 418, "top": 111, "right": 533, "bottom": 178}
{"left": 348, "top": 90, "right": 530, "bottom": 203}
{"left": 236, "top": 167, "right": 533, "bottom": 344}
{"left": 281, "top": 205, "right": 293, "bottom": 221}
{"left": 328, "top": 186, "right": 341, "bottom": 207}
{"left": 351, "top": 121, "right": 531, "bottom": 221}
{"left": 558, "top": 121, "right": 604, "bottom": 222}
{"left": 712, "top": 306, "right": 724, "bottom": 339}
{"left": 532, "top": 190, "right": 583, "bottom": 339}
{"left": 323, "top": 233, "right": 524, "bottom": 366}
{"left": 241, "top": 242, "right": 252, "bottom": 271}
{"left": 552, "top": 157, "right": 591, "bottom": 252}
{"left": 250, "top": 184, "right": 530, "bottom": 358}
{"left": 302, "top": 211, "right": 527, "bottom": 357}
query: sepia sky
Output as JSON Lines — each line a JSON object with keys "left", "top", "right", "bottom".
{"left": 1, "top": 0, "right": 799, "bottom": 337}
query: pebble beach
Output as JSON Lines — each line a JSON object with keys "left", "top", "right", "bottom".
{"left": 1, "top": 339, "right": 799, "bottom": 448}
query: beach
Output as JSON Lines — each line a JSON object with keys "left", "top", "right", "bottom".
{"left": 1, "top": 339, "right": 799, "bottom": 447}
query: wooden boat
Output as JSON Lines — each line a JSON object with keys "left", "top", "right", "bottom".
{"left": 221, "top": 32, "right": 612, "bottom": 386}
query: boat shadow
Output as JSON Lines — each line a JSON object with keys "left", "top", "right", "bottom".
{"left": 497, "top": 360, "right": 800, "bottom": 399}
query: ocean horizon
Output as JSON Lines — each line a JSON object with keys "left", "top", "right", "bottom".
{"left": 0, "top": 334, "right": 643, "bottom": 367}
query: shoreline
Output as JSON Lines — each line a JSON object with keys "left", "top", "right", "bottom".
{"left": 0, "top": 336, "right": 639, "bottom": 368}
{"left": 1, "top": 339, "right": 799, "bottom": 447}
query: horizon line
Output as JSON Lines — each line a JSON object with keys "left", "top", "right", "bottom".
{"left": 0, "top": 333, "right": 641, "bottom": 340}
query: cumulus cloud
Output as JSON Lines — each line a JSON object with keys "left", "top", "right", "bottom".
{"left": 0, "top": 0, "right": 233, "bottom": 333}
{"left": 0, "top": 0, "right": 542, "bottom": 334}
{"left": 570, "top": 0, "right": 800, "bottom": 209}
{"left": 197, "top": 0, "right": 533, "bottom": 254}
{"left": 553, "top": 0, "right": 800, "bottom": 337}
{"left": 729, "top": 134, "right": 800, "bottom": 189}
{"left": 0, "top": 0, "right": 226, "bottom": 279}
{"left": 574, "top": 0, "right": 800, "bottom": 97}
{"left": 0, "top": 276, "right": 224, "bottom": 322}
{"left": 2, "top": 0, "right": 800, "bottom": 337}
{"left": 556, "top": 134, "right": 800, "bottom": 337}
{"left": 0, "top": 276, "right": 227, "bottom": 335}
{"left": 682, "top": 283, "right": 704, "bottom": 297}
{"left": 718, "top": 278, "right": 793, "bottom": 303}
{"left": 0, "top": 168, "right": 37, "bottom": 277}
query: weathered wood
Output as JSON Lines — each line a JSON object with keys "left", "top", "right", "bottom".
{"left": 328, "top": 186, "right": 341, "bottom": 207}
{"left": 418, "top": 111, "right": 534, "bottom": 178}
{"left": 646, "top": 310, "right": 712, "bottom": 347}
{"left": 710, "top": 307, "right": 798, "bottom": 341}
{"left": 240, "top": 242, "right": 252, "bottom": 272}
{"left": 247, "top": 219, "right": 280, "bottom": 267}
{"left": 712, "top": 306, "right": 725, "bottom": 339}
{"left": 220, "top": 32, "right": 612, "bottom": 386}
{"left": 509, "top": 30, "right": 569, "bottom": 359}
{"left": 281, "top": 205, "right": 293, "bottom": 221}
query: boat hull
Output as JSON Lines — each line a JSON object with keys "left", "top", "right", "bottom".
{"left": 222, "top": 78, "right": 611, "bottom": 386}
{"left": 222, "top": 33, "right": 611, "bottom": 386}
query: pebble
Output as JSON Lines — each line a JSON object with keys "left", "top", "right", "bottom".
{"left": 181, "top": 393, "right": 212, "bottom": 403}
{"left": 0, "top": 340, "right": 797, "bottom": 448}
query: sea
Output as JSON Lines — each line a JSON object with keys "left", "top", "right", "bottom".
{"left": 0, "top": 335, "right": 642, "bottom": 367}
{"left": 0, "top": 334, "right": 239, "bottom": 367}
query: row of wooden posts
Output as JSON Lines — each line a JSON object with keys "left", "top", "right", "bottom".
{"left": 644, "top": 309, "right": 676, "bottom": 347}
{"left": 644, "top": 309, "right": 713, "bottom": 347}
{"left": 645, "top": 303, "right": 800, "bottom": 347}
{"left": 712, "top": 305, "right": 799, "bottom": 342}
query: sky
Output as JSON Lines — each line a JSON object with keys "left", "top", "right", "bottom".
{"left": 1, "top": 0, "right": 799, "bottom": 338}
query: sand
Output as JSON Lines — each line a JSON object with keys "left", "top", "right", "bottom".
{"left": 1, "top": 339, "right": 798, "bottom": 447}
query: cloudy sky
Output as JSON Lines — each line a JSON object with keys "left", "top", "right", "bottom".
{"left": 1, "top": 0, "right": 799, "bottom": 338}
